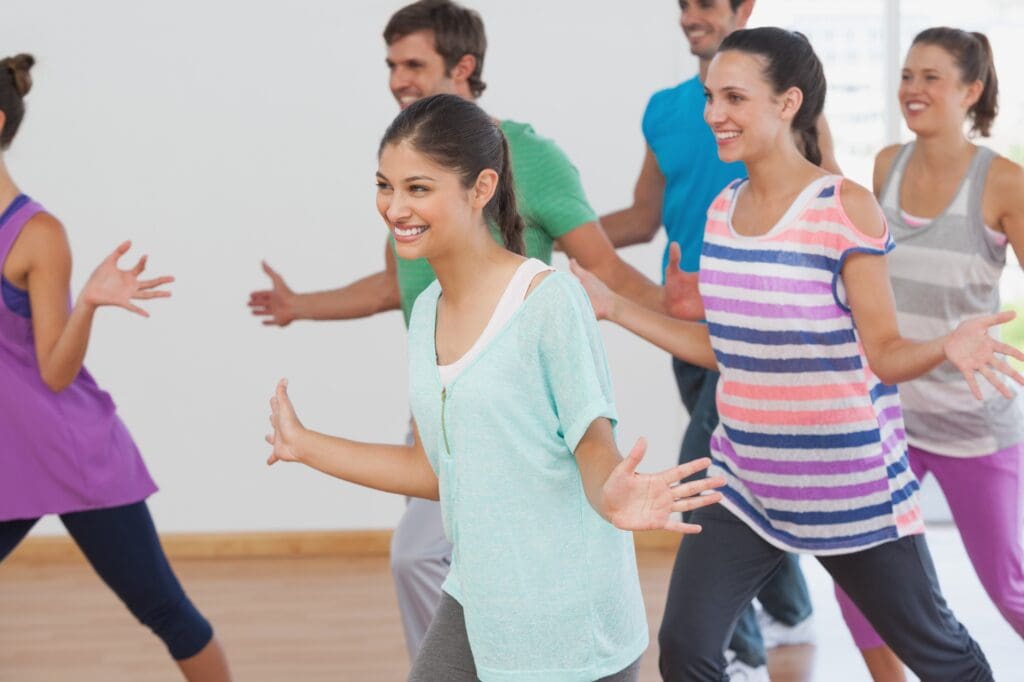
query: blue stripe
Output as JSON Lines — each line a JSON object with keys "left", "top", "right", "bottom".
{"left": 708, "top": 323, "right": 857, "bottom": 347}
{"left": 0, "top": 194, "right": 29, "bottom": 230}
{"left": 817, "top": 185, "right": 835, "bottom": 198}
{"left": 870, "top": 383, "right": 898, "bottom": 401}
{"left": 723, "top": 423, "right": 882, "bottom": 449}
{"left": 703, "top": 242, "right": 838, "bottom": 272}
{"left": 714, "top": 350, "right": 863, "bottom": 373}
{"left": 890, "top": 479, "right": 920, "bottom": 506}
{"left": 721, "top": 487, "right": 899, "bottom": 550}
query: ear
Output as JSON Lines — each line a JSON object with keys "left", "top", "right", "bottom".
{"left": 471, "top": 168, "right": 499, "bottom": 209}
{"left": 963, "top": 78, "right": 984, "bottom": 110}
{"left": 735, "top": 0, "right": 756, "bottom": 28}
{"left": 778, "top": 85, "right": 804, "bottom": 123}
{"left": 450, "top": 53, "right": 477, "bottom": 88}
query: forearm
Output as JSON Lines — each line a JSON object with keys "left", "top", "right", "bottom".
{"left": 294, "top": 429, "right": 439, "bottom": 499}
{"left": 592, "top": 258, "right": 665, "bottom": 314}
{"left": 867, "top": 335, "right": 947, "bottom": 385}
{"left": 292, "top": 270, "right": 401, "bottom": 321}
{"left": 598, "top": 209, "right": 658, "bottom": 248}
{"left": 608, "top": 294, "right": 718, "bottom": 370}
{"left": 576, "top": 442, "right": 621, "bottom": 524}
{"left": 38, "top": 299, "right": 98, "bottom": 392}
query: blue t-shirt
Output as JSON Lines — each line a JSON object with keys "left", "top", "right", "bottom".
{"left": 643, "top": 76, "right": 746, "bottom": 274}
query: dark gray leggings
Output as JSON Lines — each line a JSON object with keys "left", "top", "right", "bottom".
{"left": 658, "top": 503, "right": 992, "bottom": 682}
{"left": 408, "top": 593, "right": 641, "bottom": 681}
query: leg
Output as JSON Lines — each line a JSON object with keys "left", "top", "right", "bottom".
{"left": 0, "top": 517, "right": 38, "bottom": 561}
{"left": 834, "top": 584, "right": 905, "bottom": 682}
{"left": 390, "top": 496, "right": 452, "bottom": 659}
{"left": 658, "top": 503, "right": 786, "bottom": 681}
{"left": 820, "top": 534, "right": 992, "bottom": 682}
{"left": 60, "top": 502, "right": 230, "bottom": 681}
{"left": 407, "top": 593, "right": 477, "bottom": 682}
{"left": 930, "top": 443, "right": 1024, "bottom": 638}
{"left": 757, "top": 552, "right": 813, "bottom": 627}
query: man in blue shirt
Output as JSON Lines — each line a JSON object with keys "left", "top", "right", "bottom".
{"left": 600, "top": 1, "right": 836, "bottom": 679}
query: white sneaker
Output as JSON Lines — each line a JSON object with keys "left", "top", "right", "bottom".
{"left": 725, "top": 649, "right": 770, "bottom": 681}
{"left": 756, "top": 609, "right": 816, "bottom": 649}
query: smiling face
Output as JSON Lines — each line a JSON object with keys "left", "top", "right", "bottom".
{"left": 678, "top": 0, "right": 751, "bottom": 61}
{"left": 703, "top": 50, "right": 800, "bottom": 165}
{"left": 386, "top": 30, "right": 460, "bottom": 110}
{"left": 376, "top": 140, "right": 496, "bottom": 262}
{"left": 899, "top": 42, "right": 982, "bottom": 137}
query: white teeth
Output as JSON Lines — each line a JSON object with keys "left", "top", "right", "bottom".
{"left": 906, "top": 102, "right": 927, "bottom": 111}
{"left": 394, "top": 225, "right": 428, "bottom": 238}
{"left": 716, "top": 131, "right": 740, "bottom": 140}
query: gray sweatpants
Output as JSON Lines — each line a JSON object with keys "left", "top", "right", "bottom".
{"left": 408, "top": 593, "right": 641, "bottom": 681}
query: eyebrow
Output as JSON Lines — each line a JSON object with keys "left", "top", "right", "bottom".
{"left": 375, "top": 172, "right": 437, "bottom": 182}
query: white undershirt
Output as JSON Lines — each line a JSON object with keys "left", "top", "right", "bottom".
{"left": 438, "top": 258, "right": 554, "bottom": 387}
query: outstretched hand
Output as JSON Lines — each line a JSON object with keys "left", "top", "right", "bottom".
{"left": 249, "top": 261, "right": 297, "bottom": 326}
{"left": 266, "top": 378, "right": 306, "bottom": 465}
{"left": 663, "top": 242, "right": 705, "bottom": 321}
{"left": 601, "top": 439, "right": 725, "bottom": 534}
{"left": 80, "top": 241, "right": 173, "bottom": 317}
{"left": 570, "top": 258, "right": 617, "bottom": 320}
{"left": 945, "top": 310, "right": 1024, "bottom": 400}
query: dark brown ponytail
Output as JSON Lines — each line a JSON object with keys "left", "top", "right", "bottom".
{"left": 379, "top": 93, "right": 525, "bottom": 255}
{"left": 912, "top": 27, "right": 998, "bottom": 137}
{"left": 0, "top": 53, "right": 35, "bottom": 149}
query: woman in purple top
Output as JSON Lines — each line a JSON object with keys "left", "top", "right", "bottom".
{"left": 0, "top": 54, "right": 231, "bottom": 681}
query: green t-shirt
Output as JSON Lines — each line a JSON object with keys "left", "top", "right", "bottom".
{"left": 393, "top": 119, "right": 598, "bottom": 325}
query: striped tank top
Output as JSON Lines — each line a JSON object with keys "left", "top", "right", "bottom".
{"left": 700, "top": 175, "right": 923, "bottom": 555}
{"left": 881, "top": 144, "right": 1024, "bottom": 456}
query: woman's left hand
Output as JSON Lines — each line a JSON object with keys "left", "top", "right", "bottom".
{"left": 80, "top": 241, "right": 174, "bottom": 316}
{"left": 601, "top": 439, "right": 725, "bottom": 534}
{"left": 944, "top": 310, "right": 1024, "bottom": 399}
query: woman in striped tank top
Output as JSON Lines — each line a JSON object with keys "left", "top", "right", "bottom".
{"left": 572, "top": 28, "right": 1015, "bottom": 681}
{"left": 835, "top": 28, "right": 1024, "bottom": 682}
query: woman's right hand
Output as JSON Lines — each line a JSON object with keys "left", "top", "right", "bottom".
{"left": 944, "top": 310, "right": 1024, "bottom": 399}
{"left": 80, "top": 241, "right": 173, "bottom": 316}
{"left": 570, "top": 258, "right": 618, "bottom": 320}
{"left": 266, "top": 378, "right": 306, "bottom": 464}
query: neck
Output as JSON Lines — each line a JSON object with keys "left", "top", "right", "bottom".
{"left": 699, "top": 56, "right": 711, "bottom": 83}
{"left": 0, "top": 158, "right": 19, "bottom": 209}
{"left": 743, "top": 140, "right": 822, "bottom": 200}
{"left": 430, "top": 224, "right": 513, "bottom": 307}
{"left": 911, "top": 128, "right": 973, "bottom": 169}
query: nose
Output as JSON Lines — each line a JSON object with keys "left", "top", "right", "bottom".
{"left": 385, "top": 192, "right": 411, "bottom": 224}
{"left": 704, "top": 98, "right": 725, "bottom": 126}
{"left": 390, "top": 66, "right": 410, "bottom": 92}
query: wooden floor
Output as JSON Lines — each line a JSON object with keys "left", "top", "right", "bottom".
{"left": 0, "top": 526, "right": 1017, "bottom": 681}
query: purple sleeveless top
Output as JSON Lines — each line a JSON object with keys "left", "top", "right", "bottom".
{"left": 0, "top": 195, "right": 157, "bottom": 521}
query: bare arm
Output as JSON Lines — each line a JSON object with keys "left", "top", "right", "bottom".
{"left": 570, "top": 259, "right": 718, "bottom": 370}
{"left": 986, "top": 156, "right": 1024, "bottom": 266}
{"left": 573, "top": 418, "right": 723, "bottom": 533}
{"left": 10, "top": 215, "right": 172, "bottom": 392}
{"left": 249, "top": 239, "right": 401, "bottom": 325}
{"left": 266, "top": 379, "right": 439, "bottom": 499}
{"left": 558, "top": 220, "right": 665, "bottom": 312}
{"left": 841, "top": 181, "right": 1024, "bottom": 393}
{"left": 598, "top": 146, "right": 665, "bottom": 248}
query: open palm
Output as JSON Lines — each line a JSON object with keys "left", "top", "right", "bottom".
{"left": 601, "top": 438, "right": 725, "bottom": 534}
{"left": 266, "top": 379, "right": 305, "bottom": 465}
{"left": 664, "top": 242, "right": 705, "bottom": 321}
{"left": 945, "top": 310, "right": 1024, "bottom": 399}
{"left": 81, "top": 241, "right": 173, "bottom": 316}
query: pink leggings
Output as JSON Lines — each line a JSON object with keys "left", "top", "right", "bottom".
{"left": 836, "top": 443, "right": 1024, "bottom": 649}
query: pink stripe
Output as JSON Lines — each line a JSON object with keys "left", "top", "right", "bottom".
{"left": 719, "top": 401, "right": 877, "bottom": 427}
{"left": 723, "top": 381, "right": 867, "bottom": 401}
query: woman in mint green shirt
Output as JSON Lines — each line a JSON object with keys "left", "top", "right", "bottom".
{"left": 264, "top": 94, "right": 724, "bottom": 682}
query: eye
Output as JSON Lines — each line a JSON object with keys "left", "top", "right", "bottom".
{"left": 409, "top": 184, "right": 430, "bottom": 194}
{"left": 728, "top": 93, "right": 743, "bottom": 103}
{"left": 375, "top": 181, "right": 391, "bottom": 191}
{"left": 704, "top": 91, "right": 712, "bottom": 102}
{"left": 900, "top": 73, "right": 911, "bottom": 81}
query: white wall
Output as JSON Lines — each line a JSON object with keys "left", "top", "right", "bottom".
{"left": 3, "top": 1, "right": 696, "bottom": 534}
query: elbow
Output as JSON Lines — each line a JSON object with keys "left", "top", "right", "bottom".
{"left": 40, "top": 371, "right": 71, "bottom": 393}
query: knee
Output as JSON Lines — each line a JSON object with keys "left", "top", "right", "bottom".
{"left": 658, "top": 623, "right": 723, "bottom": 681}
{"left": 135, "top": 594, "right": 213, "bottom": 660}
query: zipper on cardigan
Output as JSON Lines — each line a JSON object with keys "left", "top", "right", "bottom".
{"left": 440, "top": 386, "right": 452, "bottom": 455}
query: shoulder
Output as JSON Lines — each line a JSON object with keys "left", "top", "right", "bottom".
{"left": 407, "top": 279, "right": 441, "bottom": 328}
{"left": 17, "top": 212, "right": 70, "bottom": 262}
{"left": 837, "top": 178, "right": 886, "bottom": 239}
{"left": 645, "top": 77, "right": 700, "bottom": 117}
{"left": 874, "top": 144, "right": 903, "bottom": 173}
{"left": 987, "top": 154, "right": 1024, "bottom": 193}
{"left": 501, "top": 120, "right": 565, "bottom": 160}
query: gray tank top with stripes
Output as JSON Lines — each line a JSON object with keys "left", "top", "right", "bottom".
{"left": 881, "top": 143, "right": 1024, "bottom": 457}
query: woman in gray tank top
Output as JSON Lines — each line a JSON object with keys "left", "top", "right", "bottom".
{"left": 835, "top": 27, "right": 1024, "bottom": 682}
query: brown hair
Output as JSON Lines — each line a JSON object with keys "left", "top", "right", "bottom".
{"left": 380, "top": 94, "right": 524, "bottom": 255}
{"left": 0, "top": 53, "right": 35, "bottom": 149}
{"left": 384, "top": 0, "right": 487, "bottom": 98}
{"left": 912, "top": 27, "right": 998, "bottom": 137}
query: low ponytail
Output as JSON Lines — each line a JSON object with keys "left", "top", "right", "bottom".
{"left": 0, "top": 53, "right": 35, "bottom": 149}
{"left": 493, "top": 132, "right": 525, "bottom": 255}
{"left": 968, "top": 31, "right": 998, "bottom": 137}
{"left": 797, "top": 123, "right": 822, "bottom": 167}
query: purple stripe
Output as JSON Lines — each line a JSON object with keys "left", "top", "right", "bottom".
{"left": 742, "top": 476, "right": 889, "bottom": 501}
{"left": 879, "top": 428, "right": 907, "bottom": 458}
{"left": 703, "top": 295, "right": 843, "bottom": 320}
{"left": 875, "top": 405, "right": 903, "bottom": 432}
{"left": 701, "top": 269, "right": 831, "bottom": 295}
{"left": 711, "top": 435, "right": 885, "bottom": 475}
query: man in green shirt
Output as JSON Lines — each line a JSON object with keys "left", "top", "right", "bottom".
{"left": 247, "top": 0, "right": 667, "bottom": 659}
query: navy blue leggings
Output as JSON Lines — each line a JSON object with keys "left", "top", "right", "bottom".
{"left": 0, "top": 500, "right": 213, "bottom": 660}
